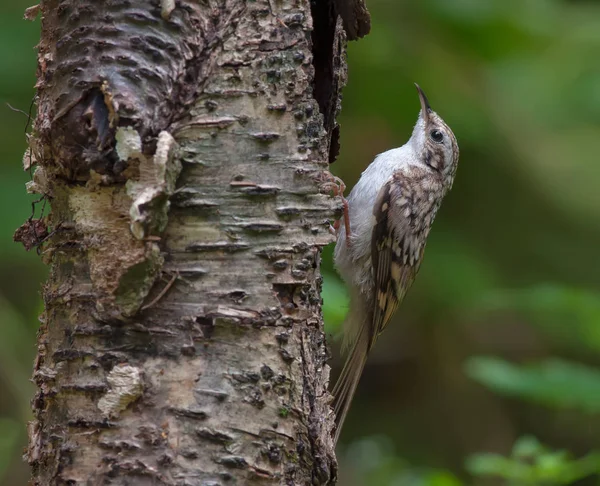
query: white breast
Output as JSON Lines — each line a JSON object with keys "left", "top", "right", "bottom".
{"left": 334, "top": 145, "right": 418, "bottom": 291}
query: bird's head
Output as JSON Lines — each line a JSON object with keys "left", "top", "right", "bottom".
{"left": 410, "top": 84, "right": 459, "bottom": 191}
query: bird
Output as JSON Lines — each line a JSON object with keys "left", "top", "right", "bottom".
{"left": 331, "top": 84, "right": 460, "bottom": 443}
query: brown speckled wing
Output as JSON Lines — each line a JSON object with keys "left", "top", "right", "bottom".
{"left": 370, "top": 174, "right": 425, "bottom": 346}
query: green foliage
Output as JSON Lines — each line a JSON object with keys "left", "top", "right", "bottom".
{"left": 464, "top": 355, "right": 600, "bottom": 483}
{"left": 467, "top": 436, "right": 600, "bottom": 485}
{"left": 479, "top": 285, "right": 600, "bottom": 354}
{"left": 466, "top": 356, "right": 600, "bottom": 413}
{"left": 340, "top": 436, "right": 464, "bottom": 486}
{"left": 322, "top": 270, "right": 349, "bottom": 334}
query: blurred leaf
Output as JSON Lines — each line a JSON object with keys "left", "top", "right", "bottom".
{"left": 479, "top": 285, "right": 600, "bottom": 353}
{"left": 341, "top": 436, "right": 464, "bottom": 486}
{"left": 423, "top": 471, "right": 463, "bottom": 486}
{"left": 465, "top": 356, "right": 600, "bottom": 413}
{"left": 0, "top": 417, "right": 20, "bottom": 482}
{"left": 467, "top": 435, "right": 600, "bottom": 485}
{"left": 467, "top": 453, "right": 533, "bottom": 482}
{"left": 322, "top": 271, "right": 349, "bottom": 334}
{"left": 512, "top": 435, "right": 545, "bottom": 460}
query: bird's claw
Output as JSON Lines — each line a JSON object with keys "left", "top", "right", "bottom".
{"left": 319, "top": 173, "right": 351, "bottom": 246}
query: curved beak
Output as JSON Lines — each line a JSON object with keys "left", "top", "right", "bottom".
{"left": 414, "top": 83, "right": 432, "bottom": 122}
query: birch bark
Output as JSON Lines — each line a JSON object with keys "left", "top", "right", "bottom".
{"left": 18, "top": 0, "right": 362, "bottom": 484}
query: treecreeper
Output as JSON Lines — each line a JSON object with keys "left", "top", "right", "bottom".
{"left": 332, "top": 84, "right": 460, "bottom": 443}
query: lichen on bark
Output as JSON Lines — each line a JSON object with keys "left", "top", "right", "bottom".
{"left": 19, "top": 0, "right": 359, "bottom": 484}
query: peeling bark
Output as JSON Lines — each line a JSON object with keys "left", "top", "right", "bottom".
{"left": 18, "top": 0, "right": 365, "bottom": 484}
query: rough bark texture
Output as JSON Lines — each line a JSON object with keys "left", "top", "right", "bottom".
{"left": 20, "top": 0, "right": 357, "bottom": 484}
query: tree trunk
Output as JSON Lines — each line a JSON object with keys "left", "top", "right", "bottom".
{"left": 18, "top": 0, "right": 364, "bottom": 484}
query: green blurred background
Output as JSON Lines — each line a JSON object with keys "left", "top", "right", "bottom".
{"left": 2, "top": 0, "right": 600, "bottom": 484}
{"left": 0, "top": 2, "right": 46, "bottom": 485}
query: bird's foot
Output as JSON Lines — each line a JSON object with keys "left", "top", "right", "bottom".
{"left": 318, "top": 173, "right": 351, "bottom": 246}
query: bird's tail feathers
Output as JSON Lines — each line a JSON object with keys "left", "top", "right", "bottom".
{"left": 332, "top": 318, "right": 370, "bottom": 444}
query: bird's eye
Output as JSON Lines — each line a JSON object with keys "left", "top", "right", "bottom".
{"left": 430, "top": 129, "right": 444, "bottom": 143}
